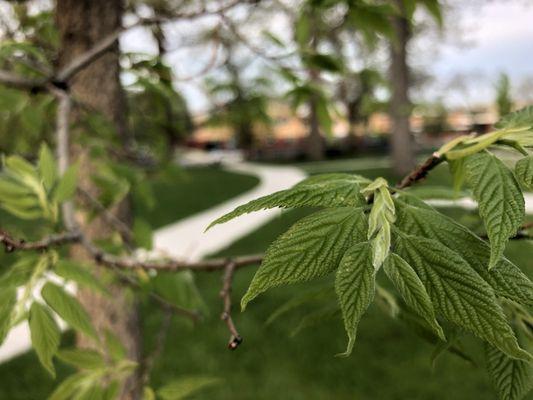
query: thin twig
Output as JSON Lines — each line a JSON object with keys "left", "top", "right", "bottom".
{"left": 219, "top": 12, "right": 295, "bottom": 63}
{"left": 54, "top": 29, "right": 123, "bottom": 84}
{"left": 0, "top": 69, "right": 46, "bottom": 90}
{"left": 396, "top": 152, "right": 444, "bottom": 190}
{"left": 141, "top": 307, "right": 173, "bottom": 384}
{"left": 0, "top": 227, "right": 263, "bottom": 272}
{"left": 0, "top": 229, "right": 81, "bottom": 252}
{"left": 220, "top": 261, "right": 242, "bottom": 349}
{"left": 77, "top": 187, "right": 134, "bottom": 245}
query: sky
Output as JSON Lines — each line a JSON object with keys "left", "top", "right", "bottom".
{"left": 120, "top": 1, "right": 533, "bottom": 113}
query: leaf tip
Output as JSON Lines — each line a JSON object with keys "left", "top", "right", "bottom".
{"left": 336, "top": 336, "right": 355, "bottom": 358}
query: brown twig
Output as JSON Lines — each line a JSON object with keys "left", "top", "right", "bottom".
{"left": 77, "top": 187, "right": 134, "bottom": 245}
{"left": 0, "top": 229, "right": 81, "bottom": 252}
{"left": 0, "top": 69, "right": 46, "bottom": 91}
{"left": 219, "top": 13, "right": 295, "bottom": 63}
{"left": 220, "top": 261, "right": 242, "bottom": 350}
{"left": 396, "top": 152, "right": 444, "bottom": 190}
{"left": 0, "top": 228, "right": 263, "bottom": 272}
{"left": 90, "top": 247, "right": 263, "bottom": 273}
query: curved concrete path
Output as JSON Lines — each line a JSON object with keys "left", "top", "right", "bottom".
{"left": 0, "top": 162, "right": 306, "bottom": 363}
{"left": 153, "top": 163, "right": 306, "bottom": 262}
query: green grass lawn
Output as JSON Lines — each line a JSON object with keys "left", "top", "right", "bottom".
{"left": 132, "top": 164, "right": 259, "bottom": 229}
{"left": 0, "top": 159, "right": 531, "bottom": 399}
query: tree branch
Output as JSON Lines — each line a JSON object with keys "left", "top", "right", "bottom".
{"left": 54, "top": 29, "right": 123, "bottom": 84}
{"left": 0, "top": 0, "right": 243, "bottom": 92}
{"left": 396, "top": 152, "right": 444, "bottom": 190}
{"left": 220, "top": 261, "right": 242, "bottom": 349}
{"left": 0, "top": 229, "right": 81, "bottom": 252}
{"left": 0, "top": 227, "right": 263, "bottom": 272}
{"left": 49, "top": 86, "right": 77, "bottom": 231}
{"left": 0, "top": 69, "right": 46, "bottom": 91}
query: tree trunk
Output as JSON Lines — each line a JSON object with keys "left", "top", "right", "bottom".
{"left": 55, "top": 1, "right": 142, "bottom": 398}
{"left": 389, "top": 0, "right": 415, "bottom": 176}
{"left": 305, "top": 95, "right": 325, "bottom": 161}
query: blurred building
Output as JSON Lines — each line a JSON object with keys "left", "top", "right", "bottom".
{"left": 186, "top": 102, "right": 505, "bottom": 156}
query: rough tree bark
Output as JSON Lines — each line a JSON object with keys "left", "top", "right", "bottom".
{"left": 304, "top": 30, "right": 325, "bottom": 161}
{"left": 389, "top": 0, "right": 415, "bottom": 176}
{"left": 55, "top": 1, "right": 142, "bottom": 398}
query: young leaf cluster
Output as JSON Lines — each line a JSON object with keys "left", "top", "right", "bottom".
{"left": 211, "top": 107, "right": 533, "bottom": 400}
{"left": 0, "top": 144, "right": 77, "bottom": 221}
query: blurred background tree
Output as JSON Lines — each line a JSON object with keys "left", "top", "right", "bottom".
{"left": 495, "top": 72, "right": 513, "bottom": 118}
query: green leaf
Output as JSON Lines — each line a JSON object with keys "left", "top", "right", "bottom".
{"left": 53, "top": 164, "right": 79, "bottom": 203}
{"left": 0, "top": 256, "right": 38, "bottom": 289}
{"left": 295, "top": 12, "right": 311, "bottom": 47}
{"left": 0, "top": 288, "right": 16, "bottom": 345}
{"left": 496, "top": 106, "right": 533, "bottom": 130}
{"left": 241, "top": 207, "right": 368, "bottom": 310}
{"left": 448, "top": 158, "right": 466, "bottom": 194}
{"left": 57, "top": 348, "right": 106, "bottom": 370}
{"left": 29, "top": 302, "right": 60, "bottom": 377}
{"left": 465, "top": 151, "right": 525, "bottom": 268}
{"left": 335, "top": 242, "right": 375, "bottom": 356}
{"left": 266, "top": 286, "right": 334, "bottom": 325}
{"left": 77, "top": 385, "right": 105, "bottom": 400}
{"left": 208, "top": 175, "right": 365, "bottom": 230}
{"left": 143, "top": 387, "right": 156, "bottom": 400}
{"left": 296, "top": 173, "right": 371, "bottom": 187}
{"left": 54, "top": 260, "right": 108, "bottom": 295}
{"left": 48, "top": 372, "right": 87, "bottom": 400}
{"left": 157, "top": 376, "right": 222, "bottom": 400}
{"left": 262, "top": 30, "right": 285, "bottom": 48}
{"left": 133, "top": 218, "right": 153, "bottom": 250}
{"left": 364, "top": 178, "right": 395, "bottom": 269}
{"left": 375, "top": 285, "right": 399, "bottom": 318}
{"left": 5, "top": 155, "right": 37, "bottom": 178}
{"left": 383, "top": 254, "right": 445, "bottom": 340}
{"left": 394, "top": 234, "right": 531, "bottom": 361}
{"left": 38, "top": 143, "right": 57, "bottom": 190}
{"left": 486, "top": 344, "right": 533, "bottom": 400}
{"left": 103, "top": 381, "right": 121, "bottom": 400}
{"left": 395, "top": 198, "right": 533, "bottom": 307}
{"left": 0, "top": 178, "right": 33, "bottom": 198}
{"left": 151, "top": 271, "right": 206, "bottom": 314}
{"left": 41, "top": 282, "right": 97, "bottom": 340}
{"left": 419, "top": 0, "right": 443, "bottom": 26}
{"left": 316, "top": 95, "right": 333, "bottom": 137}
{"left": 305, "top": 53, "right": 343, "bottom": 73}
{"left": 291, "top": 305, "right": 339, "bottom": 337}
{"left": 515, "top": 155, "right": 533, "bottom": 189}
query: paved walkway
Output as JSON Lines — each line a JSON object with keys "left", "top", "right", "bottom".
{"left": 0, "top": 162, "right": 306, "bottom": 363}
{"left": 153, "top": 163, "right": 306, "bottom": 261}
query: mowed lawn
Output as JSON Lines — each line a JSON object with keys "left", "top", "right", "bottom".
{"left": 0, "top": 159, "right": 531, "bottom": 399}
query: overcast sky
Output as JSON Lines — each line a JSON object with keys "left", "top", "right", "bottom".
{"left": 120, "top": 1, "right": 533, "bottom": 113}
